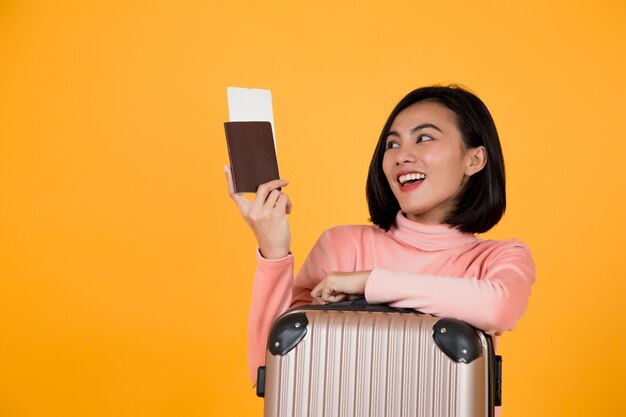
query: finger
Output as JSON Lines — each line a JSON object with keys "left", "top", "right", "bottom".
{"left": 311, "top": 282, "right": 323, "bottom": 299}
{"left": 263, "top": 189, "right": 283, "bottom": 211}
{"left": 285, "top": 195, "right": 293, "bottom": 215}
{"left": 224, "top": 165, "right": 236, "bottom": 195}
{"left": 224, "top": 166, "right": 250, "bottom": 212}
{"left": 254, "top": 179, "right": 289, "bottom": 206}
{"left": 275, "top": 193, "right": 291, "bottom": 214}
{"left": 322, "top": 286, "right": 336, "bottom": 302}
{"left": 311, "top": 292, "right": 325, "bottom": 305}
{"left": 311, "top": 282, "right": 326, "bottom": 304}
{"left": 312, "top": 295, "right": 324, "bottom": 305}
{"left": 325, "top": 293, "right": 347, "bottom": 303}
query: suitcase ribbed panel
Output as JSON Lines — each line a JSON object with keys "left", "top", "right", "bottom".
{"left": 264, "top": 310, "right": 489, "bottom": 417}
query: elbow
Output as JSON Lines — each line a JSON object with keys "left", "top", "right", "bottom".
{"left": 480, "top": 287, "right": 530, "bottom": 336}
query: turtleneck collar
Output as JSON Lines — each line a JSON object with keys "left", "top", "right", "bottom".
{"left": 388, "top": 211, "right": 479, "bottom": 252}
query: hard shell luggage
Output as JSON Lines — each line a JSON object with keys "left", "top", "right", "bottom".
{"left": 257, "top": 300, "right": 502, "bottom": 417}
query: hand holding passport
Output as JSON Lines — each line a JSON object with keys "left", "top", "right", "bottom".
{"left": 224, "top": 87, "right": 292, "bottom": 260}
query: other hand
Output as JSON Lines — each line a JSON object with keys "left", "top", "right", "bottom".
{"left": 311, "top": 271, "right": 371, "bottom": 304}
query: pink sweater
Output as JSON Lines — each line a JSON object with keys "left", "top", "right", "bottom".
{"left": 248, "top": 211, "right": 536, "bottom": 385}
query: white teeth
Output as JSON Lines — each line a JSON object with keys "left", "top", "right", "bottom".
{"left": 398, "top": 173, "right": 426, "bottom": 185}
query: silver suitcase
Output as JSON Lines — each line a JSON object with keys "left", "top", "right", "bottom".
{"left": 257, "top": 300, "right": 502, "bottom": 417}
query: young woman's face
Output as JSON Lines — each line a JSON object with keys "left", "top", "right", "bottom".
{"left": 382, "top": 100, "right": 483, "bottom": 225}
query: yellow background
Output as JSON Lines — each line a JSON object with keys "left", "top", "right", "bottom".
{"left": 1, "top": 1, "right": 625, "bottom": 416}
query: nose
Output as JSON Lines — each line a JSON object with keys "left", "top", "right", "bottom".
{"left": 395, "top": 145, "right": 417, "bottom": 165}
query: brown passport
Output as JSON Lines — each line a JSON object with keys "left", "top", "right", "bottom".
{"left": 224, "top": 121, "right": 280, "bottom": 193}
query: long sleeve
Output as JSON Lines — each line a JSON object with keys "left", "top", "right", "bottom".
{"left": 247, "top": 230, "right": 339, "bottom": 386}
{"left": 364, "top": 241, "right": 536, "bottom": 336}
{"left": 247, "top": 250, "right": 294, "bottom": 386}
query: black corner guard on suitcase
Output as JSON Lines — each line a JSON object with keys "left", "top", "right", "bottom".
{"left": 267, "top": 312, "right": 309, "bottom": 356}
{"left": 256, "top": 366, "right": 266, "bottom": 398}
{"left": 432, "top": 318, "right": 483, "bottom": 363}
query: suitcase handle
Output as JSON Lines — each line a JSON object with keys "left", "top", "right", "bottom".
{"left": 331, "top": 297, "right": 369, "bottom": 306}
{"left": 295, "top": 298, "right": 424, "bottom": 315}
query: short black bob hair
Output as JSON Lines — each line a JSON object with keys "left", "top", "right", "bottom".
{"left": 366, "top": 85, "right": 506, "bottom": 234}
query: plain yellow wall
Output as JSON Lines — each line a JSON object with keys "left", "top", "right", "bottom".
{"left": 1, "top": 1, "right": 625, "bottom": 416}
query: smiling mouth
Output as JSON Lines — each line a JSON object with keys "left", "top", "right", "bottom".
{"left": 397, "top": 172, "right": 426, "bottom": 187}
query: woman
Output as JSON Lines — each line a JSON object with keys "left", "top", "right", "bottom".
{"left": 225, "top": 85, "right": 536, "bottom": 386}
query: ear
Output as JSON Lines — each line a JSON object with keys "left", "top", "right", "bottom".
{"left": 464, "top": 146, "right": 487, "bottom": 177}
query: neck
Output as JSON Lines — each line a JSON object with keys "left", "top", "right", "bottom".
{"left": 404, "top": 211, "right": 446, "bottom": 225}
{"left": 388, "top": 211, "right": 478, "bottom": 252}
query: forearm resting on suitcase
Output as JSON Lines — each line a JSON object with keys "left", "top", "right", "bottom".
{"left": 364, "top": 267, "right": 534, "bottom": 336}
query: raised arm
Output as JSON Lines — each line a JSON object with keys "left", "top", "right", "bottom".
{"left": 365, "top": 241, "right": 536, "bottom": 336}
{"left": 247, "top": 229, "right": 339, "bottom": 385}
{"left": 247, "top": 251, "right": 295, "bottom": 385}
{"left": 224, "top": 166, "right": 295, "bottom": 385}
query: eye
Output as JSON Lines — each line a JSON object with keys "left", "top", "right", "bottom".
{"left": 386, "top": 141, "right": 399, "bottom": 149}
{"left": 417, "top": 134, "right": 433, "bottom": 143}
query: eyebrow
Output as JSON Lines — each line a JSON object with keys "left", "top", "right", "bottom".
{"left": 387, "top": 123, "right": 444, "bottom": 137}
